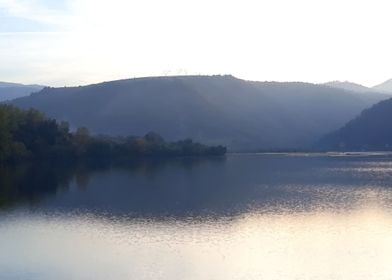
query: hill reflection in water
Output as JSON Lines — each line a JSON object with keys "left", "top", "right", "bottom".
{"left": 2, "top": 154, "right": 392, "bottom": 219}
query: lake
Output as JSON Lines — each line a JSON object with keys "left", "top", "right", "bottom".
{"left": 1, "top": 154, "right": 392, "bottom": 280}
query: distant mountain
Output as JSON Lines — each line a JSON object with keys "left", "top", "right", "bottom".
{"left": 318, "top": 97, "right": 392, "bottom": 151}
{"left": 0, "top": 82, "right": 44, "bottom": 101}
{"left": 324, "top": 81, "right": 374, "bottom": 93}
{"left": 9, "top": 75, "right": 389, "bottom": 151}
{"left": 373, "top": 78, "right": 392, "bottom": 94}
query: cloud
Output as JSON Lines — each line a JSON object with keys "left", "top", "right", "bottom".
{"left": 0, "top": 0, "right": 71, "bottom": 27}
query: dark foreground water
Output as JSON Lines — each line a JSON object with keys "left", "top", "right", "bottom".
{"left": 1, "top": 154, "right": 392, "bottom": 280}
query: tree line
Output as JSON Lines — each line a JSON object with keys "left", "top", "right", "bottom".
{"left": 0, "top": 105, "right": 226, "bottom": 164}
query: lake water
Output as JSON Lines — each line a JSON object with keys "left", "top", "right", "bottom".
{"left": 1, "top": 154, "right": 392, "bottom": 280}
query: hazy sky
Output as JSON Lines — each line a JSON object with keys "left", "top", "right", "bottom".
{"left": 1, "top": 0, "right": 392, "bottom": 86}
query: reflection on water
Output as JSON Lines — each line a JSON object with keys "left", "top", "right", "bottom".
{"left": 1, "top": 154, "right": 392, "bottom": 279}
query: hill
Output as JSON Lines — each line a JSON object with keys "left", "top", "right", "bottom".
{"left": 0, "top": 82, "right": 44, "bottom": 101}
{"left": 318, "top": 97, "right": 392, "bottom": 151}
{"left": 324, "top": 81, "right": 375, "bottom": 93}
{"left": 373, "top": 78, "right": 392, "bottom": 94}
{"left": 9, "top": 75, "right": 388, "bottom": 151}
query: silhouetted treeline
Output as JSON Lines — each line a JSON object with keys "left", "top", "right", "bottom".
{"left": 0, "top": 105, "right": 226, "bottom": 164}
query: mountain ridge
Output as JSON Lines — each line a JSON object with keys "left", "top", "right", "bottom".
{"left": 9, "top": 75, "right": 389, "bottom": 151}
{"left": 0, "top": 82, "right": 44, "bottom": 101}
{"left": 372, "top": 78, "right": 392, "bottom": 93}
{"left": 324, "top": 81, "right": 374, "bottom": 93}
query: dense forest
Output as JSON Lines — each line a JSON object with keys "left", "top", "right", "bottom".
{"left": 0, "top": 105, "right": 226, "bottom": 164}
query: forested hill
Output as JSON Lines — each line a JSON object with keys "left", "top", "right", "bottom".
{"left": 0, "top": 82, "right": 43, "bottom": 101}
{"left": 318, "top": 97, "right": 392, "bottom": 151}
{"left": 9, "top": 75, "right": 388, "bottom": 151}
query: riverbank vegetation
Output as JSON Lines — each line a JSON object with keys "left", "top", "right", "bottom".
{"left": 0, "top": 105, "right": 226, "bottom": 164}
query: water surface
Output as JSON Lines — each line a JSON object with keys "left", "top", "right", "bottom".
{"left": 1, "top": 154, "right": 392, "bottom": 280}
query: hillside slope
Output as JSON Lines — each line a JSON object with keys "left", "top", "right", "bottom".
{"left": 10, "top": 75, "right": 388, "bottom": 151}
{"left": 324, "top": 81, "right": 374, "bottom": 93}
{"left": 318, "top": 98, "right": 392, "bottom": 151}
{"left": 373, "top": 78, "right": 392, "bottom": 94}
{"left": 0, "top": 82, "right": 44, "bottom": 101}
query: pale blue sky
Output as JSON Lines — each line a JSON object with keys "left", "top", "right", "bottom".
{"left": 1, "top": 0, "right": 392, "bottom": 86}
